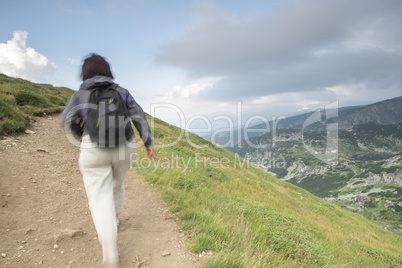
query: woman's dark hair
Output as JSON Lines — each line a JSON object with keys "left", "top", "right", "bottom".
{"left": 81, "top": 53, "right": 114, "bottom": 81}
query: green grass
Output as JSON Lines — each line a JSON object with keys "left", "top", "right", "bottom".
{"left": 228, "top": 123, "right": 402, "bottom": 233}
{"left": 0, "top": 73, "right": 74, "bottom": 136}
{"left": 133, "top": 116, "right": 402, "bottom": 267}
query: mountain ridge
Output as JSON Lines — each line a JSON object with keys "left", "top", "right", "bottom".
{"left": 209, "top": 96, "right": 402, "bottom": 146}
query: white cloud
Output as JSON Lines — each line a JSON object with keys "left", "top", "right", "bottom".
{"left": 67, "top": 57, "right": 80, "bottom": 65}
{"left": 0, "top": 31, "right": 57, "bottom": 82}
{"left": 161, "top": 82, "right": 213, "bottom": 100}
{"left": 324, "top": 84, "right": 359, "bottom": 96}
{"left": 151, "top": 82, "right": 215, "bottom": 125}
{"left": 147, "top": 82, "right": 248, "bottom": 130}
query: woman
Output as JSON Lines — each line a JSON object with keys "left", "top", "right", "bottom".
{"left": 61, "top": 54, "right": 154, "bottom": 267}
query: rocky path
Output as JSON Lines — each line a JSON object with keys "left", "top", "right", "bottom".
{"left": 0, "top": 115, "right": 197, "bottom": 268}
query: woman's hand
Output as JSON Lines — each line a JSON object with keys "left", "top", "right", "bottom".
{"left": 146, "top": 146, "right": 154, "bottom": 159}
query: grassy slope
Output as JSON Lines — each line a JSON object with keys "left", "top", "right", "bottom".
{"left": 0, "top": 73, "right": 74, "bottom": 136}
{"left": 229, "top": 126, "right": 402, "bottom": 232}
{"left": 1, "top": 74, "right": 400, "bottom": 267}
{"left": 134, "top": 117, "right": 402, "bottom": 267}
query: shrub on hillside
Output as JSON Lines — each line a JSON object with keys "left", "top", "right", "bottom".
{"left": 15, "top": 90, "right": 51, "bottom": 108}
{"left": 49, "top": 95, "right": 67, "bottom": 106}
{"left": 0, "top": 119, "right": 26, "bottom": 134}
{"left": 0, "top": 98, "right": 29, "bottom": 135}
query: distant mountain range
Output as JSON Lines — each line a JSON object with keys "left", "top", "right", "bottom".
{"left": 208, "top": 96, "right": 402, "bottom": 146}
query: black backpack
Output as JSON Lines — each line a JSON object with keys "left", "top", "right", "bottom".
{"left": 86, "top": 84, "right": 134, "bottom": 147}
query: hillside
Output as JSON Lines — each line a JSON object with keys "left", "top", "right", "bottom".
{"left": 229, "top": 123, "right": 402, "bottom": 233}
{"left": 1, "top": 74, "right": 401, "bottom": 267}
{"left": 0, "top": 73, "right": 74, "bottom": 136}
{"left": 134, "top": 116, "right": 402, "bottom": 267}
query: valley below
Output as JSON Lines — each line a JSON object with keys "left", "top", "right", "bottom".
{"left": 229, "top": 122, "right": 402, "bottom": 233}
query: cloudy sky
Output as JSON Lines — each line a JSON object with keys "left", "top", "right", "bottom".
{"left": 1, "top": 0, "right": 401, "bottom": 132}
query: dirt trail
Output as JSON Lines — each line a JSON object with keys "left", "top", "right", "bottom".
{"left": 0, "top": 115, "right": 198, "bottom": 268}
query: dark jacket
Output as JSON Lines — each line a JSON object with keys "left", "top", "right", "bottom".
{"left": 61, "top": 75, "right": 153, "bottom": 147}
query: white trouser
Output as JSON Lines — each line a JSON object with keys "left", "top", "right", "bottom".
{"left": 79, "top": 135, "right": 136, "bottom": 267}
